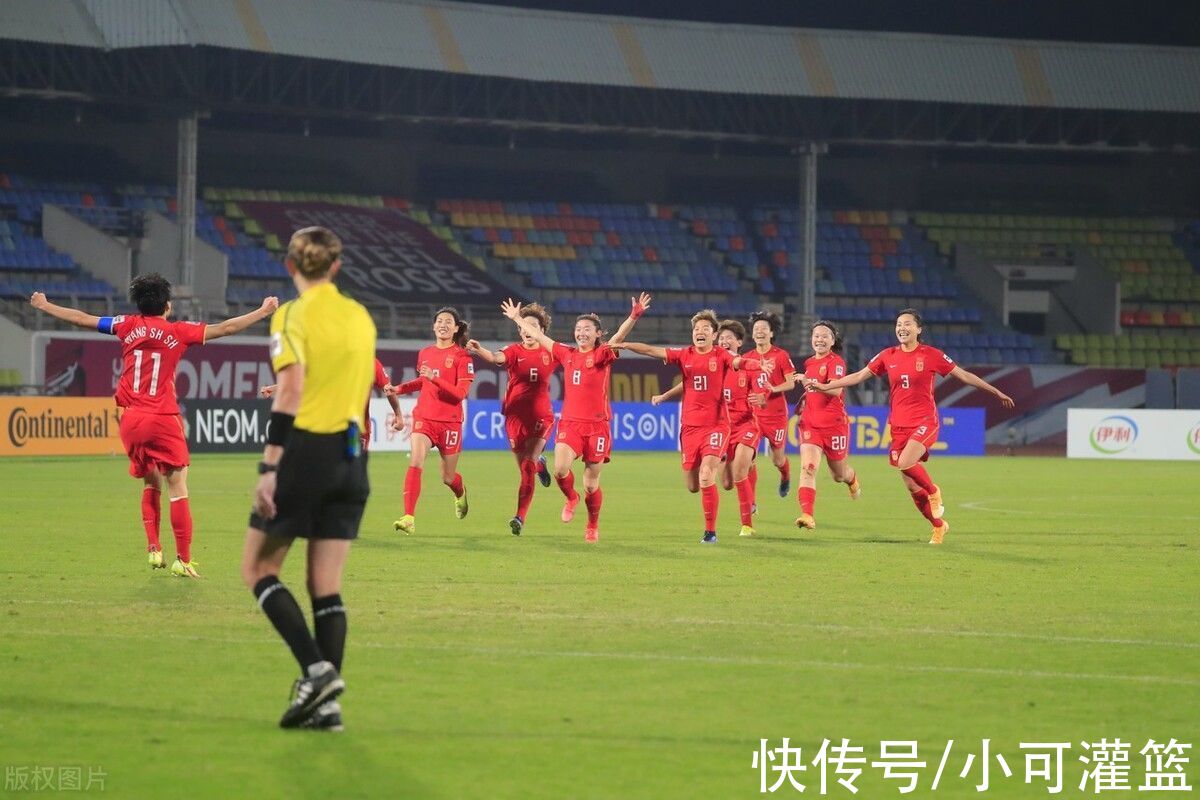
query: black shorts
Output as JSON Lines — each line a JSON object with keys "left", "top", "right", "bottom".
{"left": 249, "top": 429, "right": 370, "bottom": 540}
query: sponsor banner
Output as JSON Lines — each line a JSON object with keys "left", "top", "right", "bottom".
{"left": 239, "top": 202, "right": 515, "bottom": 304}
{"left": 790, "top": 406, "right": 985, "bottom": 456}
{"left": 1067, "top": 408, "right": 1200, "bottom": 460}
{"left": 0, "top": 396, "right": 123, "bottom": 457}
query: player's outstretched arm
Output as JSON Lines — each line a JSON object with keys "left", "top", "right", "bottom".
{"left": 651, "top": 381, "right": 685, "bottom": 406}
{"left": 808, "top": 365, "right": 873, "bottom": 392}
{"left": 611, "top": 341, "right": 667, "bottom": 360}
{"left": 949, "top": 365, "right": 1016, "bottom": 408}
{"left": 501, "top": 298, "right": 556, "bottom": 352}
{"left": 466, "top": 338, "right": 505, "bottom": 365}
{"left": 607, "top": 292, "right": 652, "bottom": 346}
{"left": 206, "top": 296, "right": 279, "bottom": 341}
{"left": 29, "top": 292, "right": 102, "bottom": 330}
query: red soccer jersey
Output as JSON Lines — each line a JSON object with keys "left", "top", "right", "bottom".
{"left": 366, "top": 357, "right": 389, "bottom": 416}
{"left": 665, "top": 346, "right": 734, "bottom": 428}
{"left": 102, "top": 314, "right": 206, "bottom": 414}
{"left": 552, "top": 342, "right": 617, "bottom": 422}
{"left": 750, "top": 344, "right": 797, "bottom": 418}
{"left": 867, "top": 344, "right": 955, "bottom": 427}
{"left": 501, "top": 342, "right": 555, "bottom": 420}
{"left": 413, "top": 344, "right": 475, "bottom": 422}
{"left": 723, "top": 355, "right": 756, "bottom": 428}
{"left": 801, "top": 352, "right": 848, "bottom": 428}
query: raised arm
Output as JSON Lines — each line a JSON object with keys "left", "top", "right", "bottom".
{"left": 606, "top": 292, "right": 652, "bottom": 346}
{"left": 206, "top": 297, "right": 279, "bottom": 341}
{"left": 612, "top": 341, "right": 668, "bottom": 361}
{"left": 808, "top": 365, "right": 875, "bottom": 392}
{"left": 949, "top": 365, "right": 1015, "bottom": 408}
{"left": 651, "top": 381, "right": 685, "bottom": 406}
{"left": 501, "top": 298, "right": 556, "bottom": 352}
{"left": 29, "top": 292, "right": 102, "bottom": 330}
{"left": 466, "top": 338, "right": 506, "bottom": 366}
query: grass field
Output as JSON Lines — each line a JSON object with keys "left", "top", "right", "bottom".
{"left": 0, "top": 452, "right": 1197, "bottom": 799}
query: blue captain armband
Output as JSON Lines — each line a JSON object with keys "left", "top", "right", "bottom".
{"left": 97, "top": 315, "right": 123, "bottom": 335}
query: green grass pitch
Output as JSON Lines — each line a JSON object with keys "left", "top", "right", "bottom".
{"left": 0, "top": 452, "right": 1196, "bottom": 798}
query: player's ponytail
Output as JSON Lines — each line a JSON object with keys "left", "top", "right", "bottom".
{"left": 811, "top": 319, "right": 844, "bottom": 354}
{"left": 896, "top": 308, "right": 925, "bottom": 343}
{"left": 288, "top": 226, "right": 343, "bottom": 278}
{"left": 436, "top": 306, "right": 471, "bottom": 348}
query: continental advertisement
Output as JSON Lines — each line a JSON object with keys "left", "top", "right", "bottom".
{"left": 0, "top": 397, "right": 124, "bottom": 457}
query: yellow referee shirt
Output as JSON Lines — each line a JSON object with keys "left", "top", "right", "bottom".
{"left": 268, "top": 282, "right": 376, "bottom": 433}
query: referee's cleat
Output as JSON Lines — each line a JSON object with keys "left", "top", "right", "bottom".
{"left": 536, "top": 455, "right": 551, "bottom": 488}
{"left": 700, "top": 531, "right": 718, "bottom": 544}
{"left": 739, "top": 525, "right": 756, "bottom": 538}
{"left": 795, "top": 513, "right": 816, "bottom": 530}
{"left": 170, "top": 558, "right": 200, "bottom": 578}
{"left": 454, "top": 491, "right": 469, "bottom": 520}
{"left": 148, "top": 548, "right": 165, "bottom": 570}
{"left": 302, "top": 700, "right": 344, "bottom": 732}
{"left": 848, "top": 477, "right": 862, "bottom": 500}
{"left": 393, "top": 515, "right": 415, "bottom": 535}
{"left": 929, "top": 520, "right": 949, "bottom": 545}
{"left": 778, "top": 477, "right": 791, "bottom": 498}
{"left": 509, "top": 516, "right": 524, "bottom": 536}
{"left": 280, "top": 661, "right": 344, "bottom": 729}
{"left": 928, "top": 485, "right": 944, "bottom": 520}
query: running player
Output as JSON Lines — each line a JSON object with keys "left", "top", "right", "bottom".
{"left": 793, "top": 319, "right": 861, "bottom": 530}
{"left": 808, "top": 308, "right": 1015, "bottom": 544}
{"left": 466, "top": 302, "right": 556, "bottom": 536}
{"left": 500, "top": 293, "right": 651, "bottom": 542}
{"left": 615, "top": 310, "right": 760, "bottom": 543}
{"left": 389, "top": 308, "right": 475, "bottom": 535}
{"left": 30, "top": 277, "right": 278, "bottom": 575}
{"left": 746, "top": 311, "right": 797, "bottom": 499}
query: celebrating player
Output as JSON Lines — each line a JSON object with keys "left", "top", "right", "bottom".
{"left": 467, "top": 303, "right": 557, "bottom": 536}
{"left": 388, "top": 308, "right": 475, "bottom": 535}
{"left": 808, "top": 308, "right": 1015, "bottom": 544}
{"left": 746, "top": 311, "right": 797, "bottom": 499}
{"left": 793, "top": 319, "right": 861, "bottom": 530}
{"left": 616, "top": 310, "right": 759, "bottom": 543}
{"left": 30, "top": 276, "right": 278, "bottom": 576}
{"left": 501, "top": 293, "right": 651, "bottom": 542}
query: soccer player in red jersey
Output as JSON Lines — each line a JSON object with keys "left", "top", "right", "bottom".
{"left": 809, "top": 308, "right": 1015, "bottom": 544}
{"left": 30, "top": 275, "right": 278, "bottom": 574}
{"left": 261, "top": 357, "right": 402, "bottom": 450}
{"left": 388, "top": 307, "right": 475, "bottom": 535}
{"left": 616, "top": 310, "right": 760, "bottom": 543}
{"left": 501, "top": 293, "right": 651, "bottom": 542}
{"left": 746, "top": 311, "right": 797, "bottom": 500}
{"left": 466, "top": 302, "right": 557, "bottom": 536}
{"left": 793, "top": 319, "right": 861, "bottom": 531}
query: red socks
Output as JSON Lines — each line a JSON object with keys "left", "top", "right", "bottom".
{"left": 404, "top": 466, "right": 422, "bottom": 515}
{"left": 748, "top": 464, "right": 758, "bottom": 497}
{"left": 556, "top": 471, "right": 578, "bottom": 501}
{"left": 516, "top": 460, "right": 536, "bottom": 520}
{"left": 168, "top": 496, "right": 192, "bottom": 562}
{"left": 799, "top": 487, "right": 816, "bottom": 515}
{"left": 141, "top": 486, "right": 161, "bottom": 551}
{"left": 909, "top": 488, "right": 936, "bottom": 523}
{"left": 778, "top": 460, "right": 791, "bottom": 482}
{"left": 584, "top": 488, "right": 603, "bottom": 526}
{"left": 734, "top": 477, "right": 755, "bottom": 525}
{"left": 701, "top": 484, "right": 719, "bottom": 531}
{"left": 447, "top": 473, "right": 465, "bottom": 498}
{"left": 902, "top": 464, "right": 936, "bottom": 494}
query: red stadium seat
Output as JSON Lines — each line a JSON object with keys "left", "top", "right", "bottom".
{"left": 643, "top": 247, "right": 658, "bottom": 261}
{"left": 1165, "top": 311, "right": 1182, "bottom": 326}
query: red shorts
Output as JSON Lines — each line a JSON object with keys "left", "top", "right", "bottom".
{"left": 119, "top": 409, "right": 189, "bottom": 478}
{"left": 727, "top": 423, "right": 761, "bottom": 459}
{"left": 411, "top": 417, "right": 463, "bottom": 455}
{"left": 506, "top": 413, "right": 555, "bottom": 453}
{"left": 756, "top": 415, "right": 789, "bottom": 451}
{"left": 556, "top": 419, "right": 611, "bottom": 464}
{"left": 680, "top": 424, "right": 729, "bottom": 471}
{"left": 800, "top": 424, "right": 849, "bottom": 462}
{"left": 888, "top": 422, "right": 939, "bottom": 467}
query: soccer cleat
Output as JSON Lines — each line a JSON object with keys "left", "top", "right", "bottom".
{"left": 280, "top": 661, "right": 344, "bottom": 729}
{"left": 700, "top": 531, "right": 718, "bottom": 544}
{"left": 509, "top": 516, "right": 524, "bottom": 536}
{"left": 170, "top": 558, "right": 200, "bottom": 578}
{"left": 795, "top": 514, "right": 816, "bottom": 530}
{"left": 561, "top": 493, "right": 580, "bottom": 523}
{"left": 302, "top": 700, "right": 344, "bottom": 732}
{"left": 928, "top": 485, "right": 944, "bottom": 520}
{"left": 739, "top": 525, "right": 756, "bottom": 537}
{"left": 537, "top": 456, "right": 551, "bottom": 488}
{"left": 393, "top": 515, "right": 415, "bottom": 535}
{"left": 848, "top": 478, "right": 862, "bottom": 500}
{"left": 778, "top": 477, "right": 791, "bottom": 498}
{"left": 584, "top": 525, "right": 599, "bottom": 543}
{"left": 148, "top": 549, "right": 165, "bottom": 570}
{"left": 929, "top": 520, "right": 949, "bottom": 545}
{"left": 454, "top": 490, "right": 469, "bottom": 520}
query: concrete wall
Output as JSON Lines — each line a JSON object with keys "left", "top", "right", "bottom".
{"left": 140, "top": 213, "right": 228, "bottom": 314}
{"left": 0, "top": 313, "right": 33, "bottom": 383}
{"left": 42, "top": 204, "right": 132, "bottom": 292}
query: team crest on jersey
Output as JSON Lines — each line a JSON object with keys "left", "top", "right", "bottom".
{"left": 818, "top": 364, "right": 827, "bottom": 377}
{"left": 708, "top": 357, "right": 718, "bottom": 372}
{"left": 916, "top": 359, "right": 925, "bottom": 372}
{"left": 803, "top": 430, "right": 811, "bottom": 440}
{"left": 738, "top": 374, "right": 747, "bottom": 387}
{"left": 541, "top": 353, "right": 551, "bottom": 366}
{"left": 445, "top": 356, "right": 454, "bottom": 368}
{"left": 585, "top": 356, "right": 594, "bottom": 368}
{"left": 763, "top": 359, "right": 775, "bottom": 373}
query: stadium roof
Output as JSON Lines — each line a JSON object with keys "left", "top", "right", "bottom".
{"left": 2, "top": 0, "right": 1199, "bottom": 114}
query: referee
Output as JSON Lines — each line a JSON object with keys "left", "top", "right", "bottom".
{"left": 240, "top": 226, "right": 377, "bottom": 731}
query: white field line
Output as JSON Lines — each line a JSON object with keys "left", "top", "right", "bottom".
{"left": 960, "top": 499, "right": 1200, "bottom": 521}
